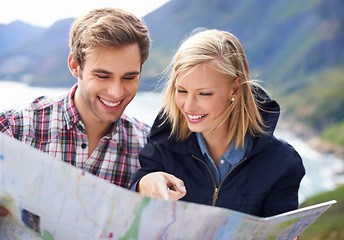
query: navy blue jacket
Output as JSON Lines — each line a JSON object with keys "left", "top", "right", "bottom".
{"left": 131, "top": 89, "right": 305, "bottom": 217}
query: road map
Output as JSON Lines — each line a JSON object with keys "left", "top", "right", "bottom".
{"left": 0, "top": 132, "right": 336, "bottom": 239}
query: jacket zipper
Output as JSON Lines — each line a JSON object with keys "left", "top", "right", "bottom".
{"left": 212, "top": 187, "right": 219, "bottom": 205}
{"left": 193, "top": 155, "right": 248, "bottom": 206}
{"left": 192, "top": 155, "right": 218, "bottom": 204}
{"left": 215, "top": 157, "right": 248, "bottom": 204}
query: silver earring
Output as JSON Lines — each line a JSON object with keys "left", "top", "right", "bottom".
{"left": 231, "top": 97, "right": 235, "bottom": 102}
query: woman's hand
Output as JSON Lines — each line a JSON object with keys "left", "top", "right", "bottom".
{"left": 138, "top": 172, "right": 187, "bottom": 200}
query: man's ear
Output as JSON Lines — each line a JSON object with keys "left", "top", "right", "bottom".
{"left": 68, "top": 53, "right": 80, "bottom": 78}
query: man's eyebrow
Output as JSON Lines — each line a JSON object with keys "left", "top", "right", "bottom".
{"left": 91, "top": 68, "right": 112, "bottom": 75}
{"left": 91, "top": 69, "right": 140, "bottom": 76}
{"left": 124, "top": 71, "right": 141, "bottom": 76}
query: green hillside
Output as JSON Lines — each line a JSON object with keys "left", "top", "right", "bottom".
{"left": 0, "top": 0, "right": 343, "bottom": 149}
{"left": 143, "top": 0, "right": 344, "bottom": 149}
{"left": 276, "top": 65, "right": 344, "bottom": 148}
{"left": 299, "top": 185, "right": 344, "bottom": 239}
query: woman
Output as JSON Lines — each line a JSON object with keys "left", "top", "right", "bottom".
{"left": 131, "top": 29, "right": 305, "bottom": 218}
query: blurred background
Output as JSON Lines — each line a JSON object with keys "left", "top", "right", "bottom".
{"left": 0, "top": 0, "right": 343, "bottom": 238}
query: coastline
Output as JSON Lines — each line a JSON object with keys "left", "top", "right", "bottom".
{"left": 277, "top": 116, "right": 344, "bottom": 164}
{"left": 1, "top": 81, "right": 343, "bottom": 201}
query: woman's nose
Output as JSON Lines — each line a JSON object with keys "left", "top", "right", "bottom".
{"left": 184, "top": 94, "right": 196, "bottom": 111}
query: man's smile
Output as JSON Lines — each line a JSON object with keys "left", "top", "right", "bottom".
{"left": 99, "top": 97, "right": 122, "bottom": 107}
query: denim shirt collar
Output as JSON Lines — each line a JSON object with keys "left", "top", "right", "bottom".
{"left": 196, "top": 132, "right": 251, "bottom": 167}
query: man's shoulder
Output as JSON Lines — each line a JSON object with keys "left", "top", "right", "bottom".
{"left": 120, "top": 113, "right": 151, "bottom": 135}
{"left": 110, "top": 114, "right": 151, "bottom": 153}
{"left": 29, "top": 96, "right": 61, "bottom": 110}
{"left": 0, "top": 95, "right": 66, "bottom": 136}
{"left": 3, "top": 95, "right": 64, "bottom": 118}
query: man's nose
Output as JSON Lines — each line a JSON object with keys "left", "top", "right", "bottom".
{"left": 107, "top": 79, "right": 124, "bottom": 97}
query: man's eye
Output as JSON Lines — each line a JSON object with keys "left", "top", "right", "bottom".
{"left": 123, "top": 76, "right": 136, "bottom": 80}
{"left": 96, "top": 74, "right": 109, "bottom": 79}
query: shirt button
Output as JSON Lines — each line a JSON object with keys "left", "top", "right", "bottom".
{"left": 81, "top": 143, "right": 87, "bottom": 149}
{"left": 220, "top": 159, "right": 225, "bottom": 164}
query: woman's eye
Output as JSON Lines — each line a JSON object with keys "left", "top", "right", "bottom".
{"left": 177, "top": 89, "right": 187, "bottom": 93}
{"left": 200, "top": 92, "right": 212, "bottom": 96}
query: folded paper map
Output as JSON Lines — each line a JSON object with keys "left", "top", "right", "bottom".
{"left": 0, "top": 132, "right": 336, "bottom": 239}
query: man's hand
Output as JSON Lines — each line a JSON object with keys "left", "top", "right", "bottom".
{"left": 138, "top": 172, "right": 187, "bottom": 200}
{"left": 0, "top": 206, "right": 9, "bottom": 217}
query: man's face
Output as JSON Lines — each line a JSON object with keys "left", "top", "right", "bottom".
{"left": 71, "top": 43, "right": 141, "bottom": 128}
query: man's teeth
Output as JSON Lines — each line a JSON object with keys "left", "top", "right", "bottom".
{"left": 100, "top": 98, "right": 121, "bottom": 107}
{"left": 187, "top": 114, "right": 206, "bottom": 120}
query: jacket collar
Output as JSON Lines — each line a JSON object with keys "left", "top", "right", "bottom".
{"left": 148, "top": 113, "right": 203, "bottom": 157}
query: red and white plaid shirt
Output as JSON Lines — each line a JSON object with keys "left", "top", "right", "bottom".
{"left": 0, "top": 84, "right": 150, "bottom": 188}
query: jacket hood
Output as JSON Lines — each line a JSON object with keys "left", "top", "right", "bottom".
{"left": 148, "top": 85, "right": 280, "bottom": 157}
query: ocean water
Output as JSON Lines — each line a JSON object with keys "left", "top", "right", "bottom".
{"left": 0, "top": 81, "right": 343, "bottom": 202}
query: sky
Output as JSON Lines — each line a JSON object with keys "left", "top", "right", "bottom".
{"left": 0, "top": 0, "right": 170, "bottom": 27}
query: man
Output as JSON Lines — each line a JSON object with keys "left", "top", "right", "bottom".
{"left": 0, "top": 8, "right": 151, "bottom": 216}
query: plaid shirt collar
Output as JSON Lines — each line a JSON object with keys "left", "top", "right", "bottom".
{"left": 62, "top": 84, "right": 127, "bottom": 145}
{"left": 63, "top": 84, "right": 81, "bottom": 131}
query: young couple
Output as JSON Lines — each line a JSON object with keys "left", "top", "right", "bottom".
{"left": 0, "top": 7, "right": 304, "bottom": 227}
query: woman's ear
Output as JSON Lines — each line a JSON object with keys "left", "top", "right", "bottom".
{"left": 68, "top": 53, "right": 80, "bottom": 79}
{"left": 229, "top": 77, "right": 240, "bottom": 100}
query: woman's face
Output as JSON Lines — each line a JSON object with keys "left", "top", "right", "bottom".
{"left": 175, "top": 64, "right": 236, "bottom": 136}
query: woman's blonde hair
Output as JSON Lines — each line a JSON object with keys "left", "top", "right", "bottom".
{"left": 69, "top": 8, "right": 150, "bottom": 69}
{"left": 162, "top": 29, "right": 266, "bottom": 148}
